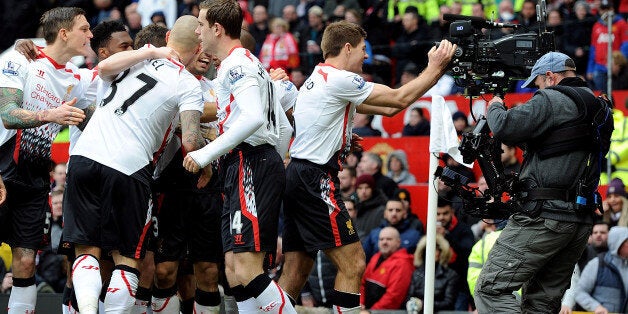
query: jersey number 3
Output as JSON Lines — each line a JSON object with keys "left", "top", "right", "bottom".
{"left": 101, "top": 69, "right": 158, "bottom": 115}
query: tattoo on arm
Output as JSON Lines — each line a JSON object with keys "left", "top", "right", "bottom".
{"left": 76, "top": 103, "right": 96, "bottom": 131}
{"left": 0, "top": 88, "right": 47, "bottom": 129}
{"left": 180, "top": 110, "right": 205, "bottom": 151}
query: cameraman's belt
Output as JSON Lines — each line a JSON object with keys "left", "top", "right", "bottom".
{"left": 526, "top": 188, "right": 576, "bottom": 202}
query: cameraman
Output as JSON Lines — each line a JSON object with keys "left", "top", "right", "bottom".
{"left": 474, "top": 52, "right": 609, "bottom": 313}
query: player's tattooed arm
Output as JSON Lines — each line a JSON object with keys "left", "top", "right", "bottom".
{"left": 76, "top": 103, "right": 96, "bottom": 131}
{"left": 180, "top": 110, "right": 205, "bottom": 152}
{"left": 0, "top": 88, "right": 85, "bottom": 129}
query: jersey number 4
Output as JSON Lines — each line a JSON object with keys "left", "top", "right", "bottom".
{"left": 101, "top": 69, "right": 158, "bottom": 115}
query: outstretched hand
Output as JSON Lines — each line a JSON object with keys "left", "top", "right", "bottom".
{"left": 428, "top": 39, "right": 457, "bottom": 72}
{"left": 49, "top": 98, "right": 86, "bottom": 125}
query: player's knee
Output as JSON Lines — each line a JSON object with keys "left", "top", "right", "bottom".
{"left": 195, "top": 263, "right": 220, "bottom": 285}
{"left": 154, "top": 263, "right": 176, "bottom": 287}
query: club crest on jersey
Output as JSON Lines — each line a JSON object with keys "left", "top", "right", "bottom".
{"left": 280, "top": 80, "right": 294, "bottom": 91}
{"left": 2, "top": 61, "right": 20, "bottom": 76}
{"left": 228, "top": 66, "right": 245, "bottom": 85}
{"left": 351, "top": 75, "right": 366, "bottom": 90}
{"left": 63, "top": 85, "right": 75, "bottom": 102}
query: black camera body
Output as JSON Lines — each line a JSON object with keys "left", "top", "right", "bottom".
{"left": 444, "top": 9, "right": 556, "bottom": 96}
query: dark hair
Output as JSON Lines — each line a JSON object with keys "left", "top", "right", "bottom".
{"left": 200, "top": 0, "right": 243, "bottom": 39}
{"left": 134, "top": 24, "right": 168, "bottom": 49}
{"left": 90, "top": 20, "right": 127, "bottom": 53}
{"left": 321, "top": 21, "right": 366, "bottom": 59}
{"left": 342, "top": 166, "right": 357, "bottom": 178}
{"left": 411, "top": 107, "right": 424, "bottom": 118}
{"left": 437, "top": 197, "right": 452, "bottom": 208}
{"left": 40, "top": 7, "right": 86, "bottom": 44}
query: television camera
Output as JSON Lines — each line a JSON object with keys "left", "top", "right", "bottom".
{"left": 435, "top": 1, "right": 558, "bottom": 219}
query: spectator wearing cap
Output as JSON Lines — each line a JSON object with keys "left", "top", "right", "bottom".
{"left": 355, "top": 174, "right": 388, "bottom": 238}
{"left": 402, "top": 107, "right": 430, "bottom": 136}
{"left": 395, "top": 188, "right": 425, "bottom": 233}
{"left": 586, "top": 0, "right": 628, "bottom": 93}
{"left": 386, "top": 150, "right": 417, "bottom": 185}
{"left": 362, "top": 198, "right": 423, "bottom": 262}
{"left": 603, "top": 178, "right": 628, "bottom": 227}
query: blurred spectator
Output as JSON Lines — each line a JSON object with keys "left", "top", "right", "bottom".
{"left": 498, "top": 0, "right": 517, "bottom": 22}
{"left": 467, "top": 219, "right": 505, "bottom": 298}
{"left": 436, "top": 197, "right": 475, "bottom": 311}
{"left": 394, "top": 188, "right": 424, "bottom": 233}
{"left": 363, "top": 199, "right": 422, "bottom": 261}
{"left": 501, "top": 144, "right": 521, "bottom": 175}
{"left": 338, "top": 166, "right": 358, "bottom": 202}
{"left": 91, "top": 0, "right": 123, "bottom": 25}
{"left": 515, "top": 0, "right": 539, "bottom": 33}
{"left": 268, "top": 0, "right": 299, "bottom": 19}
{"left": 259, "top": 18, "right": 300, "bottom": 71}
{"left": 586, "top": 1, "right": 628, "bottom": 94}
{"left": 297, "top": 5, "right": 326, "bottom": 73}
{"left": 358, "top": 152, "right": 399, "bottom": 199}
{"left": 391, "top": 10, "right": 431, "bottom": 83}
{"left": 344, "top": 9, "right": 374, "bottom": 65}
{"left": 563, "top": 1, "right": 595, "bottom": 76}
{"left": 575, "top": 226, "right": 628, "bottom": 313}
{"left": 49, "top": 190, "right": 64, "bottom": 252}
{"left": 402, "top": 107, "right": 430, "bottom": 136}
{"left": 50, "top": 162, "right": 66, "bottom": 192}
{"left": 429, "top": 5, "right": 452, "bottom": 41}
{"left": 559, "top": 0, "right": 578, "bottom": 20}
{"left": 289, "top": 67, "right": 307, "bottom": 89}
{"left": 547, "top": 10, "right": 565, "bottom": 52}
{"left": 136, "top": 0, "right": 177, "bottom": 28}
{"left": 601, "top": 108, "right": 628, "bottom": 185}
{"left": 149, "top": 11, "right": 167, "bottom": 27}
{"left": 353, "top": 113, "right": 382, "bottom": 137}
{"left": 355, "top": 174, "right": 388, "bottom": 238}
{"left": 360, "top": 227, "right": 414, "bottom": 310}
{"left": 124, "top": 4, "right": 143, "bottom": 39}
{"left": 386, "top": 0, "right": 420, "bottom": 22}
{"left": 602, "top": 178, "right": 628, "bottom": 227}
{"left": 1, "top": 272, "right": 12, "bottom": 294}
{"left": 249, "top": 5, "right": 270, "bottom": 56}
{"left": 386, "top": 150, "right": 417, "bottom": 185}
{"left": 612, "top": 51, "right": 628, "bottom": 90}
{"left": 406, "top": 234, "right": 458, "bottom": 313}
{"left": 452, "top": 111, "right": 469, "bottom": 136}
{"left": 323, "top": 0, "right": 361, "bottom": 20}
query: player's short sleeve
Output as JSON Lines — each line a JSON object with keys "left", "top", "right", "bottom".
{"left": 75, "top": 68, "right": 99, "bottom": 109}
{"left": 222, "top": 62, "right": 260, "bottom": 97}
{"left": 274, "top": 80, "right": 298, "bottom": 111}
{"left": 0, "top": 51, "right": 28, "bottom": 90}
{"left": 177, "top": 73, "right": 204, "bottom": 113}
{"left": 328, "top": 72, "right": 374, "bottom": 106}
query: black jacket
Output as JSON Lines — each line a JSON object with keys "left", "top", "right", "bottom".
{"left": 406, "top": 263, "right": 459, "bottom": 311}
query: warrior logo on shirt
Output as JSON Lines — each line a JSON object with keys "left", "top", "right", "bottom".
{"left": 351, "top": 75, "right": 366, "bottom": 90}
{"left": 228, "top": 66, "right": 245, "bottom": 85}
{"left": 2, "top": 61, "right": 20, "bottom": 76}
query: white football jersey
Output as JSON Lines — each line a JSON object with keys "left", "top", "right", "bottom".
{"left": 68, "top": 68, "right": 100, "bottom": 154}
{"left": 289, "top": 64, "right": 374, "bottom": 169}
{"left": 272, "top": 79, "right": 298, "bottom": 112}
{"left": 0, "top": 49, "right": 92, "bottom": 183}
{"left": 153, "top": 76, "right": 216, "bottom": 179}
{"left": 72, "top": 53, "right": 204, "bottom": 175}
{"left": 215, "top": 47, "right": 279, "bottom": 147}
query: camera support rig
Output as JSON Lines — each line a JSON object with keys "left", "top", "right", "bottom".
{"left": 434, "top": 0, "right": 557, "bottom": 218}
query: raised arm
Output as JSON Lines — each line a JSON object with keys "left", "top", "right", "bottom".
{"left": 0, "top": 88, "right": 85, "bottom": 129}
{"left": 363, "top": 40, "right": 455, "bottom": 110}
{"left": 98, "top": 47, "right": 179, "bottom": 81}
